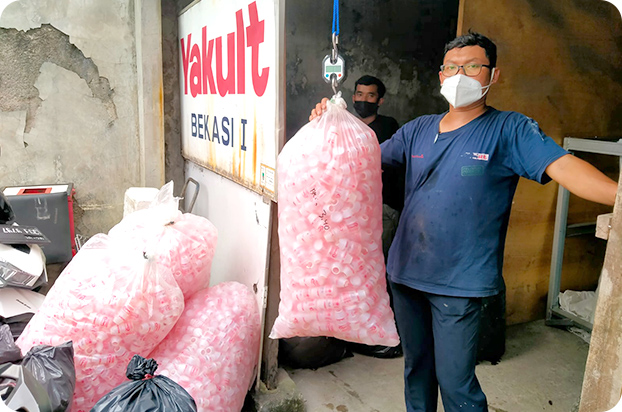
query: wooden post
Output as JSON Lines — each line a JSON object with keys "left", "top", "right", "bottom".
{"left": 580, "top": 177, "right": 622, "bottom": 411}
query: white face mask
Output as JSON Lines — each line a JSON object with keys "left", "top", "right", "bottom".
{"left": 440, "top": 68, "right": 495, "bottom": 108}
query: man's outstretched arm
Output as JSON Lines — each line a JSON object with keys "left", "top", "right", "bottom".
{"left": 545, "top": 154, "right": 618, "bottom": 206}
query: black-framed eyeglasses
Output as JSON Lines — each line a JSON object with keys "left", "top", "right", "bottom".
{"left": 440, "top": 63, "right": 493, "bottom": 77}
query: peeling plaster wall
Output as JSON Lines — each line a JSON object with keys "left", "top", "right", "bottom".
{"left": 286, "top": 0, "right": 460, "bottom": 139}
{"left": 0, "top": 1, "right": 145, "bottom": 237}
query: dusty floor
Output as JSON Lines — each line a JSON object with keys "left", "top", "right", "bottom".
{"left": 287, "top": 320, "right": 589, "bottom": 412}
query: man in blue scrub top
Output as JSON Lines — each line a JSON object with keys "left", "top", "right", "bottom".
{"left": 310, "top": 32, "right": 618, "bottom": 412}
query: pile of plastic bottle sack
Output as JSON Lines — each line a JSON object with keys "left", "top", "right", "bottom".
{"left": 10, "top": 93, "right": 404, "bottom": 410}
{"left": 15, "top": 182, "right": 262, "bottom": 412}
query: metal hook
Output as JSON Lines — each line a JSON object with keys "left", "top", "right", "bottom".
{"left": 330, "top": 74, "right": 338, "bottom": 95}
{"left": 331, "top": 33, "right": 339, "bottom": 64}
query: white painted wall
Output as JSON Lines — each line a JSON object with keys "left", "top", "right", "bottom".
{"left": 184, "top": 161, "right": 271, "bottom": 320}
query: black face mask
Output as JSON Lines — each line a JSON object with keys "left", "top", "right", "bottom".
{"left": 353, "top": 101, "right": 379, "bottom": 118}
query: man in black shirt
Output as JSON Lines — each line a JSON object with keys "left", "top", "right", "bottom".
{"left": 352, "top": 75, "right": 404, "bottom": 255}
{"left": 351, "top": 75, "right": 404, "bottom": 358}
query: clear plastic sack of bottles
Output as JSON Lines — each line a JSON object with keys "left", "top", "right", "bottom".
{"left": 269, "top": 93, "right": 399, "bottom": 347}
{"left": 109, "top": 181, "right": 218, "bottom": 301}
{"left": 16, "top": 234, "right": 185, "bottom": 412}
{"left": 149, "top": 282, "right": 261, "bottom": 412}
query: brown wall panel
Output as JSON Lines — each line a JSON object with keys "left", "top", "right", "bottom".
{"left": 459, "top": 0, "right": 622, "bottom": 324}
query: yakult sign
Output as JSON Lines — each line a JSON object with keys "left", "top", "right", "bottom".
{"left": 179, "top": 0, "right": 281, "bottom": 197}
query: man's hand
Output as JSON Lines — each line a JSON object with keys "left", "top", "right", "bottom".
{"left": 309, "top": 98, "right": 330, "bottom": 122}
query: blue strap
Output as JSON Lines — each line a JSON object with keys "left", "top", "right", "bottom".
{"left": 332, "top": 0, "right": 339, "bottom": 35}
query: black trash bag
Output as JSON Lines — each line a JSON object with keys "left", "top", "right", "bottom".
{"left": 22, "top": 341, "right": 76, "bottom": 412}
{"left": 90, "top": 355, "right": 197, "bottom": 412}
{"left": 2, "top": 319, "right": 31, "bottom": 340}
{"left": 477, "top": 289, "right": 506, "bottom": 365}
{"left": 0, "top": 324, "right": 22, "bottom": 364}
{"left": 0, "top": 362, "right": 53, "bottom": 412}
{"left": 279, "top": 337, "right": 353, "bottom": 369}
{"left": 348, "top": 341, "right": 403, "bottom": 359}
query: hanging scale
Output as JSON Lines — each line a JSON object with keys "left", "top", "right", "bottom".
{"left": 322, "top": 0, "right": 345, "bottom": 95}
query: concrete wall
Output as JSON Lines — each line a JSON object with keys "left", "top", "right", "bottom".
{"left": 161, "top": 0, "right": 192, "bottom": 191}
{"left": 285, "top": 0, "right": 460, "bottom": 139}
{"left": 459, "top": 0, "right": 622, "bottom": 324}
{"left": 0, "top": 0, "right": 165, "bottom": 237}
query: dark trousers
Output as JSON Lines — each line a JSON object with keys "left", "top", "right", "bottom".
{"left": 389, "top": 281, "right": 488, "bottom": 412}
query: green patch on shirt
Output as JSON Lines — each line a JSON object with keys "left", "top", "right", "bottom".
{"left": 461, "top": 165, "right": 485, "bottom": 177}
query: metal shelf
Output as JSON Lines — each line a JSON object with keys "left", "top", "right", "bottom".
{"left": 545, "top": 137, "right": 622, "bottom": 331}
